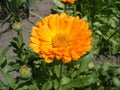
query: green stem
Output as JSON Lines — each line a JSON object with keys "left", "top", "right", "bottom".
{"left": 17, "top": 30, "right": 24, "bottom": 46}
{"left": 64, "top": 3, "right": 67, "bottom": 13}
{"left": 60, "top": 62, "right": 64, "bottom": 78}
{"left": 73, "top": 4, "right": 76, "bottom": 16}
{"left": 59, "top": 62, "right": 64, "bottom": 90}
{"left": 17, "top": 30, "right": 24, "bottom": 59}
{"left": 30, "top": 11, "right": 42, "bottom": 19}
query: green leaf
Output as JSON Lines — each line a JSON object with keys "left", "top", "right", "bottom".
{"left": 71, "top": 70, "right": 79, "bottom": 79}
{"left": 95, "top": 30, "right": 103, "bottom": 36}
{"left": 53, "top": 0, "right": 65, "bottom": 8}
{"left": 0, "top": 81, "right": 6, "bottom": 90}
{"left": 17, "top": 86, "right": 28, "bottom": 90}
{"left": 113, "top": 77, "right": 120, "bottom": 87}
{"left": 53, "top": 79, "right": 60, "bottom": 90}
{"left": 54, "top": 64, "right": 61, "bottom": 78}
{"left": 28, "top": 84, "right": 39, "bottom": 90}
{"left": 52, "top": 6, "right": 64, "bottom": 13}
{"left": 0, "top": 13, "right": 12, "bottom": 27}
{"left": 15, "top": 0, "right": 24, "bottom": 7}
{"left": 0, "top": 57, "right": 5, "bottom": 66}
{"left": 0, "top": 68, "right": 16, "bottom": 89}
{"left": 78, "top": 53, "right": 93, "bottom": 73}
{"left": 0, "top": 46, "right": 11, "bottom": 65}
{"left": 62, "top": 75, "right": 96, "bottom": 89}
{"left": 26, "top": 0, "right": 36, "bottom": 8}
{"left": 61, "top": 77, "right": 71, "bottom": 85}
{"left": 41, "top": 80, "right": 53, "bottom": 90}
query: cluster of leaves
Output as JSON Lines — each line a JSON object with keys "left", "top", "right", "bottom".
{"left": 52, "top": 0, "right": 120, "bottom": 57}
{"left": 0, "top": 0, "right": 36, "bottom": 25}
{"left": 0, "top": 40, "right": 120, "bottom": 90}
{"left": 0, "top": 29, "right": 39, "bottom": 90}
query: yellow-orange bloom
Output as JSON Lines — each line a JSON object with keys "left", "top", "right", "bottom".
{"left": 30, "top": 13, "right": 92, "bottom": 63}
{"left": 60, "top": 0, "right": 75, "bottom": 4}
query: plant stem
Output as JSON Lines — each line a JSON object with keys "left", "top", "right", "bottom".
{"left": 64, "top": 3, "right": 67, "bottom": 13}
{"left": 30, "top": 11, "right": 42, "bottom": 19}
{"left": 60, "top": 62, "right": 64, "bottom": 78}
{"left": 59, "top": 62, "right": 64, "bottom": 90}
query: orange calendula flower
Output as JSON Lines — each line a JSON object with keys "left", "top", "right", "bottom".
{"left": 30, "top": 13, "right": 92, "bottom": 63}
{"left": 60, "top": 0, "right": 75, "bottom": 4}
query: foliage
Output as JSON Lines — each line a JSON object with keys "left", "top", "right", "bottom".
{"left": 0, "top": 0, "right": 36, "bottom": 26}
{"left": 0, "top": 37, "right": 120, "bottom": 89}
{"left": 52, "top": 0, "right": 120, "bottom": 56}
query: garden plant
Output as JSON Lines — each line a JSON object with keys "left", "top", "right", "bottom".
{"left": 0, "top": 0, "right": 120, "bottom": 90}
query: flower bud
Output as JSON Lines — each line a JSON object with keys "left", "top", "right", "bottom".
{"left": 19, "top": 65, "right": 32, "bottom": 79}
{"left": 12, "top": 22, "right": 22, "bottom": 31}
{"left": 88, "top": 62, "right": 95, "bottom": 69}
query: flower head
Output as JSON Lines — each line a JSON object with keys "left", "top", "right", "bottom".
{"left": 60, "top": 0, "right": 75, "bottom": 4}
{"left": 19, "top": 65, "right": 32, "bottom": 79}
{"left": 12, "top": 22, "right": 22, "bottom": 31}
{"left": 30, "top": 13, "right": 92, "bottom": 63}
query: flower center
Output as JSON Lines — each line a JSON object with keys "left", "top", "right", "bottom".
{"left": 21, "top": 67, "right": 28, "bottom": 73}
{"left": 52, "top": 33, "right": 68, "bottom": 48}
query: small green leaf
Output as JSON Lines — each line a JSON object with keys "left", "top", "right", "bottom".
{"left": 61, "top": 77, "right": 71, "bottom": 85}
{"left": 78, "top": 53, "right": 93, "bottom": 73}
{"left": 17, "top": 86, "right": 28, "bottom": 90}
{"left": 2, "top": 71, "right": 16, "bottom": 89}
{"left": 53, "top": 79, "right": 60, "bottom": 90}
{"left": 41, "top": 80, "right": 53, "bottom": 90}
{"left": 113, "top": 77, "right": 120, "bottom": 87}
{"left": 0, "top": 81, "right": 6, "bottom": 90}
{"left": 28, "top": 84, "right": 39, "bottom": 90}
{"left": 95, "top": 30, "right": 103, "bottom": 36}
{"left": 25, "top": 0, "right": 36, "bottom": 8}
{"left": 15, "top": 0, "right": 23, "bottom": 7}
{"left": 71, "top": 70, "right": 79, "bottom": 79}
{"left": 0, "top": 57, "right": 5, "bottom": 66}
{"left": 54, "top": 64, "right": 60, "bottom": 78}
{"left": 53, "top": 0, "right": 65, "bottom": 8}
{"left": 0, "top": 46, "right": 11, "bottom": 65}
